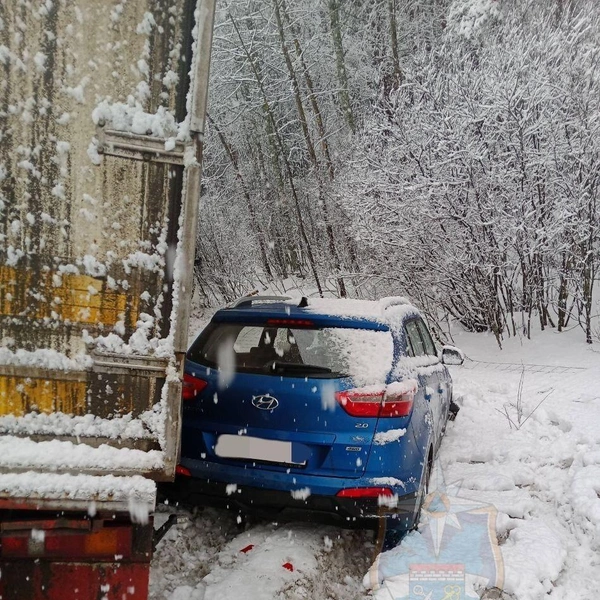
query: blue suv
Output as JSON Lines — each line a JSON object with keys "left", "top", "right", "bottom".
{"left": 169, "top": 296, "right": 463, "bottom": 543}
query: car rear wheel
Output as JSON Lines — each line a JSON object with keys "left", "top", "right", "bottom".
{"left": 412, "top": 449, "right": 433, "bottom": 530}
{"left": 379, "top": 448, "right": 433, "bottom": 550}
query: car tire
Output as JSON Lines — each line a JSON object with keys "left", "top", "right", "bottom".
{"left": 380, "top": 447, "right": 433, "bottom": 551}
{"left": 412, "top": 448, "right": 433, "bottom": 531}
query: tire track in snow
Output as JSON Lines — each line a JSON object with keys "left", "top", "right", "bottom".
{"left": 150, "top": 506, "right": 240, "bottom": 599}
{"left": 151, "top": 506, "right": 374, "bottom": 600}
{"left": 463, "top": 359, "right": 585, "bottom": 374}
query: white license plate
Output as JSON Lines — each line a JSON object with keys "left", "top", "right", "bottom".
{"left": 215, "top": 435, "right": 304, "bottom": 465}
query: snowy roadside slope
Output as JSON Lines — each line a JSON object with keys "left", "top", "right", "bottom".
{"left": 367, "top": 328, "right": 600, "bottom": 600}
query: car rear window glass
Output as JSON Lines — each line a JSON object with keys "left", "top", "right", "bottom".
{"left": 188, "top": 323, "right": 393, "bottom": 384}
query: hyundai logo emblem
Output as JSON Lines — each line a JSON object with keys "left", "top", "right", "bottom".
{"left": 251, "top": 394, "right": 279, "bottom": 410}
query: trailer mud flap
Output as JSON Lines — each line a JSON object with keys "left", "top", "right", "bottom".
{"left": 0, "top": 562, "right": 150, "bottom": 600}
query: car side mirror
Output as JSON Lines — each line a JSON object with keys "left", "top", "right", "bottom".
{"left": 441, "top": 345, "right": 465, "bottom": 366}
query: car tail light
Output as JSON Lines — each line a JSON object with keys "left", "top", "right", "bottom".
{"left": 336, "top": 487, "right": 393, "bottom": 498}
{"left": 335, "top": 380, "right": 417, "bottom": 418}
{"left": 175, "top": 465, "right": 191, "bottom": 477}
{"left": 380, "top": 380, "right": 417, "bottom": 417}
{"left": 182, "top": 373, "right": 208, "bottom": 400}
{"left": 335, "top": 386, "right": 385, "bottom": 417}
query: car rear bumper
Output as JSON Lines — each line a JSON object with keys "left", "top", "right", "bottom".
{"left": 160, "top": 476, "right": 419, "bottom": 529}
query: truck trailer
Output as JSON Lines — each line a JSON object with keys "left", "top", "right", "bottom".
{"left": 0, "top": 1, "right": 215, "bottom": 597}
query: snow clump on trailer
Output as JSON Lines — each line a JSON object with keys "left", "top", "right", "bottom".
{"left": 0, "top": 472, "right": 156, "bottom": 506}
{"left": 0, "top": 411, "right": 152, "bottom": 440}
{"left": 92, "top": 99, "right": 180, "bottom": 139}
{"left": 0, "top": 348, "right": 92, "bottom": 371}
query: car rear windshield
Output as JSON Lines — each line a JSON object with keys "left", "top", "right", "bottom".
{"left": 187, "top": 322, "right": 393, "bottom": 384}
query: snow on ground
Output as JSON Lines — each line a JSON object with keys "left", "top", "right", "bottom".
{"left": 151, "top": 507, "right": 372, "bottom": 600}
{"left": 369, "top": 327, "right": 600, "bottom": 600}
{"left": 154, "top": 319, "right": 600, "bottom": 600}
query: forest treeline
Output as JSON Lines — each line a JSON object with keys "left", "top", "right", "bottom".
{"left": 195, "top": 0, "right": 599, "bottom": 345}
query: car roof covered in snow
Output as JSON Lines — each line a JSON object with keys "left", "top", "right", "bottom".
{"left": 212, "top": 296, "right": 421, "bottom": 331}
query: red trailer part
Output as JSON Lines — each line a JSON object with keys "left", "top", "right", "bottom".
{"left": 0, "top": 501, "right": 154, "bottom": 600}
{"left": 0, "top": 482, "right": 159, "bottom": 599}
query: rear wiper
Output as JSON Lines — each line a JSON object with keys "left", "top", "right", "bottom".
{"left": 265, "top": 361, "right": 334, "bottom": 374}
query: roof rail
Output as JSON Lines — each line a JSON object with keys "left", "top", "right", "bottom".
{"left": 228, "top": 295, "right": 291, "bottom": 308}
{"left": 379, "top": 296, "right": 412, "bottom": 310}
